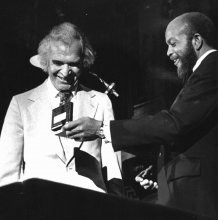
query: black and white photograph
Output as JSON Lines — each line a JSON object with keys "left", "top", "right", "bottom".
{"left": 0, "top": 0, "right": 218, "bottom": 219}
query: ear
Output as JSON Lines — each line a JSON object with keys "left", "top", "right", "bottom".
{"left": 192, "top": 33, "right": 203, "bottom": 51}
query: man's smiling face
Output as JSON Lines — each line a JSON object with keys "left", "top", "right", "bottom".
{"left": 165, "top": 21, "right": 197, "bottom": 79}
{"left": 47, "top": 40, "right": 82, "bottom": 92}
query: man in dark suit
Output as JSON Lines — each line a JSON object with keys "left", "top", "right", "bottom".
{"left": 62, "top": 12, "right": 218, "bottom": 218}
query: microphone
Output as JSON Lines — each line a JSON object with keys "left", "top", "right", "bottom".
{"left": 89, "top": 72, "right": 119, "bottom": 97}
{"left": 103, "top": 82, "right": 119, "bottom": 97}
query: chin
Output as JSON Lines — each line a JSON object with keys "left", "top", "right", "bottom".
{"left": 177, "top": 67, "right": 188, "bottom": 80}
{"left": 177, "top": 71, "right": 184, "bottom": 79}
{"left": 57, "top": 84, "right": 72, "bottom": 92}
{"left": 178, "top": 70, "right": 189, "bottom": 80}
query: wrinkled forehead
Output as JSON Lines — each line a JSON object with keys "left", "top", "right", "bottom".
{"left": 49, "top": 40, "right": 82, "bottom": 55}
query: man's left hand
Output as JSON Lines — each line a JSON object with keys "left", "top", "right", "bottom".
{"left": 62, "top": 117, "right": 103, "bottom": 140}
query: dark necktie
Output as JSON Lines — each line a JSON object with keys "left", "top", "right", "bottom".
{"left": 58, "top": 92, "right": 72, "bottom": 105}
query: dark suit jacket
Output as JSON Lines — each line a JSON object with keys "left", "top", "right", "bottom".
{"left": 110, "top": 51, "right": 218, "bottom": 218}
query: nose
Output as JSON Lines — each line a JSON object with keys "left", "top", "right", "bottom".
{"left": 167, "top": 45, "right": 173, "bottom": 57}
{"left": 61, "top": 64, "right": 72, "bottom": 77}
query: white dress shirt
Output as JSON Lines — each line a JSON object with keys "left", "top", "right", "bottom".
{"left": 46, "top": 78, "right": 106, "bottom": 193}
{"left": 192, "top": 49, "right": 217, "bottom": 72}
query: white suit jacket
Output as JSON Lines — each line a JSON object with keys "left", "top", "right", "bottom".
{"left": 0, "top": 79, "right": 122, "bottom": 193}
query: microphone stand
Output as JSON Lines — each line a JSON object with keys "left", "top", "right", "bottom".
{"left": 89, "top": 72, "right": 119, "bottom": 97}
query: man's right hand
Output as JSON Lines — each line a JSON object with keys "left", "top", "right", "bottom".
{"left": 135, "top": 165, "right": 158, "bottom": 190}
{"left": 62, "top": 117, "right": 103, "bottom": 141}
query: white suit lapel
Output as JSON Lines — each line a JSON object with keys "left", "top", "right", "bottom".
{"left": 73, "top": 89, "right": 99, "bottom": 120}
{"left": 65, "top": 88, "right": 99, "bottom": 164}
{"left": 27, "top": 80, "right": 67, "bottom": 163}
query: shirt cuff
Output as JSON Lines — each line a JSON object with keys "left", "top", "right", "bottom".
{"left": 102, "top": 122, "right": 112, "bottom": 143}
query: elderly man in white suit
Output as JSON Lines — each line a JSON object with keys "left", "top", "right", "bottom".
{"left": 0, "top": 22, "right": 123, "bottom": 195}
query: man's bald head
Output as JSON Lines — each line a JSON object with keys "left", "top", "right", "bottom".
{"left": 167, "top": 12, "right": 216, "bottom": 48}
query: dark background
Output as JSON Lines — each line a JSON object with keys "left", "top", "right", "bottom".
{"left": 1, "top": 0, "right": 218, "bottom": 127}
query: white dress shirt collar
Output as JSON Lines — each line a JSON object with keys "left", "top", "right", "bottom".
{"left": 46, "top": 78, "right": 78, "bottom": 103}
{"left": 47, "top": 78, "right": 78, "bottom": 109}
{"left": 47, "top": 78, "right": 59, "bottom": 99}
{"left": 192, "top": 49, "right": 217, "bottom": 72}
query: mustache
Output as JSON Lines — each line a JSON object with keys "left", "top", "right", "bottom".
{"left": 57, "top": 70, "right": 79, "bottom": 81}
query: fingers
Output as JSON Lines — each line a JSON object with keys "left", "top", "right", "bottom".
{"left": 135, "top": 165, "right": 158, "bottom": 191}
{"left": 135, "top": 170, "right": 146, "bottom": 181}
{"left": 64, "top": 128, "right": 97, "bottom": 141}
{"left": 139, "top": 179, "right": 158, "bottom": 190}
{"left": 146, "top": 165, "right": 153, "bottom": 172}
{"left": 153, "top": 182, "right": 158, "bottom": 189}
{"left": 140, "top": 179, "right": 149, "bottom": 186}
{"left": 61, "top": 117, "right": 103, "bottom": 141}
{"left": 62, "top": 119, "right": 80, "bottom": 131}
{"left": 141, "top": 165, "right": 153, "bottom": 178}
{"left": 66, "top": 131, "right": 83, "bottom": 140}
{"left": 64, "top": 127, "right": 81, "bottom": 138}
{"left": 135, "top": 165, "right": 153, "bottom": 180}
{"left": 135, "top": 175, "right": 143, "bottom": 182}
{"left": 62, "top": 119, "right": 86, "bottom": 138}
